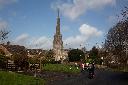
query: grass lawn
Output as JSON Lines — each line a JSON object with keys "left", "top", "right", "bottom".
{"left": 43, "top": 64, "right": 81, "bottom": 74}
{"left": 0, "top": 71, "right": 45, "bottom": 85}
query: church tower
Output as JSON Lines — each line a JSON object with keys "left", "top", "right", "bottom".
{"left": 53, "top": 9, "right": 63, "bottom": 61}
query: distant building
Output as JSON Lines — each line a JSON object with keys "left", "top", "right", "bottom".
{"left": 27, "top": 49, "right": 46, "bottom": 58}
{"left": 0, "top": 42, "right": 27, "bottom": 59}
{"left": 0, "top": 42, "right": 28, "bottom": 70}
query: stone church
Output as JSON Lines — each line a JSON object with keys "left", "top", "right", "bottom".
{"left": 53, "top": 9, "right": 67, "bottom": 61}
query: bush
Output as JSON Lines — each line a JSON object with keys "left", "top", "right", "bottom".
{"left": 68, "top": 49, "right": 85, "bottom": 62}
{"left": 0, "top": 54, "right": 7, "bottom": 69}
{"left": 13, "top": 53, "right": 29, "bottom": 70}
{"left": 42, "top": 59, "right": 61, "bottom": 64}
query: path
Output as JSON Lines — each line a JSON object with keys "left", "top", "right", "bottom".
{"left": 46, "top": 69, "right": 128, "bottom": 85}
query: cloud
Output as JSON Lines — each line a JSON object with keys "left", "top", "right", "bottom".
{"left": 0, "top": 20, "right": 8, "bottom": 30}
{"left": 30, "top": 36, "right": 52, "bottom": 49}
{"left": 51, "top": 0, "right": 116, "bottom": 20}
{"left": 64, "top": 24, "right": 103, "bottom": 48}
{"left": 14, "top": 33, "right": 52, "bottom": 49}
{"left": 15, "top": 33, "right": 29, "bottom": 45}
{"left": 13, "top": 24, "right": 102, "bottom": 49}
{"left": 64, "top": 35, "right": 87, "bottom": 48}
{"left": 0, "top": 0, "right": 18, "bottom": 9}
{"left": 79, "top": 24, "right": 102, "bottom": 37}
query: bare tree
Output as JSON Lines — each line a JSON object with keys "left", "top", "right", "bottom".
{"left": 0, "top": 29, "right": 10, "bottom": 41}
{"left": 105, "top": 7, "right": 128, "bottom": 65}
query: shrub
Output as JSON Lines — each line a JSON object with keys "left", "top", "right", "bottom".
{"left": 68, "top": 49, "right": 85, "bottom": 62}
{"left": 0, "top": 54, "right": 7, "bottom": 69}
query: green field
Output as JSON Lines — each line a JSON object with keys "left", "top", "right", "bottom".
{"left": 43, "top": 64, "right": 81, "bottom": 74}
{"left": 0, "top": 71, "right": 45, "bottom": 85}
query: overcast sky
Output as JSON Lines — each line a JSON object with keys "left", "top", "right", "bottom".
{"left": 0, "top": 0, "right": 127, "bottom": 50}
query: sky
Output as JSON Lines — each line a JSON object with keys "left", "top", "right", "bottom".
{"left": 0, "top": 0, "right": 128, "bottom": 50}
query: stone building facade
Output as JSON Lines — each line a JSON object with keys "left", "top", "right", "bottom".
{"left": 53, "top": 10, "right": 65, "bottom": 61}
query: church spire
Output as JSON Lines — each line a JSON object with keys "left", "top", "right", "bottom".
{"left": 56, "top": 8, "right": 60, "bottom": 35}
{"left": 53, "top": 8, "right": 63, "bottom": 61}
{"left": 57, "top": 8, "right": 59, "bottom": 18}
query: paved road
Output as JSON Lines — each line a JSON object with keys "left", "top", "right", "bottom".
{"left": 47, "top": 69, "right": 128, "bottom": 85}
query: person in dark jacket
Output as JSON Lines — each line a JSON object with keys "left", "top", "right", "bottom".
{"left": 88, "top": 63, "right": 95, "bottom": 78}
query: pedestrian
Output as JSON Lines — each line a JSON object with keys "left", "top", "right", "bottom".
{"left": 80, "top": 63, "right": 85, "bottom": 72}
{"left": 82, "top": 63, "right": 85, "bottom": 71}
{"left": 88, "top": 63, "right": 95, "bottom": 78}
